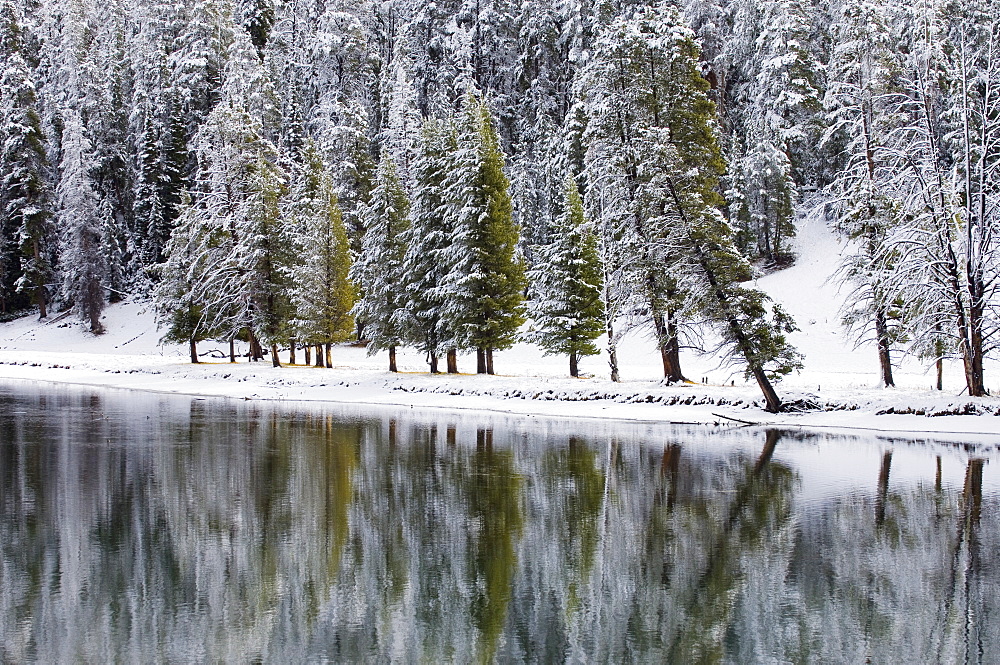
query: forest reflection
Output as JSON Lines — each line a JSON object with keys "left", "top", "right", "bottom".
{"left": 0, "top": 385, "right": 996, "bottom": 663}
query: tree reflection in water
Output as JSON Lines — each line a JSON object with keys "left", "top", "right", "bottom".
{"left": 0, "top": 384, "right": 997, "bottom": 663}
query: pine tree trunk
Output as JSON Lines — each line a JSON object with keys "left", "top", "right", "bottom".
{"left": 270, "top": 342, "right": 281, "bottom": 368}
{"left": 486, "top": 348, "right": 494, "bottom": 375}
{"left": 447, "top": 349, "right": 458, "bottom": 374}
{"left": 477, "top": 348, "right": 487, "bottom": 374}
{"left": 34, "top": 239, "right": 46, "bottom": 319}
{"left": 937, "top": 357, "right": 943, "bottom": 391}
{"left": 569, "top": 352, "right": 579, "bottom": 378}
{"left": 874, "top": 308, "right": 894, "bottom": 387}
{"left": 607, "top": 321, "right": 620, "bottom": 383}
{"left": 229, "top": 339, "right": 236, "bottom": 363}
{"left": 760, "top": 198, "right": 772, "bottom": 262}
{"left": 965, "top": 297, "right": 987, "bottom": 396}
{"left": 325, "top": 343, "right": 332, "bottom": 368}
{"left": 750, "top": 365, "right": 782, "bottom": 414}
{"left": 389, "top": 345, "right": 398, "bottom": 373}
{"left": 250, "top": 334, "right": 263, "bottom": 361}
{"left": 655, "top": 313, "right": 685, "bottom": 383}
{"left": 189, "top": 338, "right": 199, "bottom": 364}
{"left": 429, "top": 352, "right": 439, "bottom": 374}
{"left": 304, "top": 344, "right": 311, "bottom": 366}
{"left": 88, "top": 290, "right": 103, "bottom": 334}
{"left": 664, "top": 178, "right": 783, "bottom": 412}
{"left": 289, "top": 339, "right": 296, "bottom": 365}
{"left": 315, "top": 344, "right": 324, "bottom": 367}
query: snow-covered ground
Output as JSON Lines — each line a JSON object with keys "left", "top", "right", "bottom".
{"left": 1, "top": 211, "right": 999, "bottom": 442}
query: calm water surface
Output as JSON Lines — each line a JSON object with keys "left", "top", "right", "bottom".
{"left": 0, "top": 381, "right": 997, "bottom": 663}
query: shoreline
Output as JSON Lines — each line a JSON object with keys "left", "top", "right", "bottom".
{"left": 2, "top": 351, "right": 999, "bottom": 446}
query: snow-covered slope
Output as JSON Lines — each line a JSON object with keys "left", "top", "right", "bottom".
{"left": 0, "top": 212, "right": 998, "bottom": 438}
{"left": 756, "top": 205, "right": 999, "bottom": 394}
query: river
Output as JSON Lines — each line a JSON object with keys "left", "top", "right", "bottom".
{"left": 0, "top": 381, "right": 996, "bottom": 663}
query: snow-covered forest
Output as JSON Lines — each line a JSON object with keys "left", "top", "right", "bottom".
{"left": 0, "top": 0, "right": 997, "bottom": 407}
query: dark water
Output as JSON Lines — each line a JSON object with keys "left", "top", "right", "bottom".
{"left": 0, "top": 382, "right": 997, "bottom": 663}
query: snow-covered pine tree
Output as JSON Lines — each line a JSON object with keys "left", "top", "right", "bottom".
{"left": 57, "top": 110, "right": 107, "bottom": 334}
{"left": 722, "top": 0, "right": 824, "bottom": 262}
{"left": 237, "top": 0, "right": 275, "bottom": 59}
{"left": 0, "top": 4, "right": 55, "bottom": 317}
{"left": 583, "top": 3, "right": 801, "bottom": 410}
{"left": 582, "top": 4, "right": 722, "bottom": 383}
{"left": 300, "top": 3, "right": 376, "bottom": 261}
{"left": 402, "top": 117, "right": 454, "bottom": 373}
{"left": 825, "top": 0, "right": 907, "bottom": 388}
{"left": 169, "top": 0, "right": 235, "bottom": 135}
{"left": 527, "top": 175, "right": 604, "bottom": 377}
{"left": 156, "top": 191, "right": 217, "bottom": 363}
{"left": 128, "top": 0, "right": 190, "bottom": 271}
{"left": 350, "top": 153, "right": 410, "bottom": 372}
{"left": 84, "top": 0, "right": 134, "bottom": 300}
{"left": 163, "top": 31, "right": 292, "bottom": 364}
{"left": 241, "top": 152, "right": 293, "bottom": 367}
{"left": 398, "top": 0, "right": 464, "bottom": 118}
{"left": 443, "top": 93, "right": 526, "bottom": 375}
{"left": 288, "top": 142, "right": 355, "bottom": 366}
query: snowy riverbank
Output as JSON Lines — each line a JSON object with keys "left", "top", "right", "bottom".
{"left": 1, "top": 300, "right": 1000, "bottom": 444}
{"left": 1, "top": 213, "right": 999, "bottom": 442}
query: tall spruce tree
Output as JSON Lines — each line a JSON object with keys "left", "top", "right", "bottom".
{"left": 582, "top": 4, "right": 726, "bottom": 383}
{"left": 351, "top": 153, "right": 410, "bottom": 372}
{"left": 161, "top": 33, "right": 292, "bottom": 364}
{"left": 583, "top": 4, "right": 800, "bottom": 410}
{"left": 57, "top": 110, "right": 107, "bottom": 334}
{"left": 825, "top": 0, "right": 906, "bottom": 388}
{"left": 156, "top": 191, "right": 216, "bottom": 363}
{"left": 443, "top": 93, "right": 526, "bottom": 374}
{"left": 402, "top": 117, "right": 454, "bottom": 373}
{"left": 288, "top": 143, "right": 355, "bottom": 365}
{"left": 1, "top": 6, "right": 55, "bottom": 317}
{"left": 527, "top": 176, "right": 604, "bottom": 377}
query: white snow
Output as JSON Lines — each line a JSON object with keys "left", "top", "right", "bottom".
{"left": 0, "top": 212, "right": 999, "bottom": 442}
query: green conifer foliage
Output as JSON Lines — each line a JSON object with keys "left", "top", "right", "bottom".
{"left": 584, "top": 5, "right": 800, "bottom": 410}
{"left": 0, "top": 7, "right": 53, "bottom": 317}
{"left": 243, "top": 153, "right": 294, "bottom": 366}
{"left": 290, "top": 143, "right": 355, "bottom": 353}
{"left": 351, "top": 153, "right": 410, "bottom": 371}
{"left": 583, "top": 5, "right": 726, "bottom": 383}
{"left": 156, "top": 192, "right": 215, "bottom": 363}
{"left": 402, "top": 118, "right": 453, "bottom": 371}
{"left": 527, "top": 176, "right": 605, "bottom": 377}
{"left": 445, "top": 94, "right": 526, "bottom": 374}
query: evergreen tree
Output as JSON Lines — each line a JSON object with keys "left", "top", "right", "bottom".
{"left": 156, "top": 191, "right": 216, "bottom": 363}
{"left": 443, "top": 93, "right": 526, "bottom": 374}
{"left": 163, "top": 35, "right": 291, "bottom": 364}
{"left": 582, "top": 4, "right": 726, "bottom": 383}
{"left": 402, "top": 117, "right": 454, "bottom": 373}
{"left": 0, "top": 5, "right": 55, "bottom": 317}
{"left": 825, "top": 0, "right": 906, "bottom": 388}
{"left": 527, "top": 176, "right": 604, "bottom": 377}
{"left": 241, "top": 152, "right": 293, "bottom": 366}
{"left": 289, "top": 143, "right": 355, "bottom": 364}
{"left": 583, "top": 4, "right": 800, "bottom": 410}
{"left": 722, "top": 0, "right": 824, "bottom": 262}
{"left": 128, "top": 0, "right": 190, "bottom": 272}
{"left": 350, "top": 153, "right": 410, "bottom": 372}
{"left": 57, "top": 110, "right": 107, "bottom": 334}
